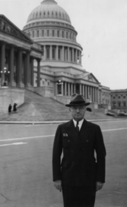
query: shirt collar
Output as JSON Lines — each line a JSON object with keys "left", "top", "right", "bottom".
{"left": 73, "top": 119, "right": 84, "bottom": 130}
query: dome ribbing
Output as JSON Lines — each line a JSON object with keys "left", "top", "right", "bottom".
{"left": 27, "top": 0, "right": 71, "bottom": 25}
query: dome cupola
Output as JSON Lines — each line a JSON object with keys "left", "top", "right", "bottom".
{"left": 26, "top": 0, "right": 71, "bottom": 25}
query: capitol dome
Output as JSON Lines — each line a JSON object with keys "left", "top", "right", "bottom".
{"left": 27, "top": 0, "right": 71, "bottom": 25}
{"left": 23, "top": 0, "right": 83, "bottom": 71}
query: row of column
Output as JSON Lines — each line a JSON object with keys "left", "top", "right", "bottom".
{"left": 0, "top": 43, "right": 41, "bottom": 88}
{"left": 43, "top": 45, "right": 82, "bottom": 64}
{"left": 56, "top": 81, "right": 99, "bottom": 103}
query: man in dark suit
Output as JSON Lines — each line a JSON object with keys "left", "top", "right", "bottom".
{"left": 52, "top": 94, "right": 106, "bottom": 207}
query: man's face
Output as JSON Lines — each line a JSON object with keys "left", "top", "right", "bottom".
{"left": 69, "top": 105, "right": 86, "bottom": 121}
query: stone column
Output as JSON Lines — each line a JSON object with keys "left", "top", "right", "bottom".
{"left": 62, "top": 46, "right": 64, "bottom": 61}
{"left": 74, "top": 84, "right": 76, "bottom": 93}
{"left": 50, "top": 45, "right": 52, "bottom": 61}
{"left": 84, "top": 85, "right": 86, "bottom": 99}
{"left": 72, "top": 48, "right": 74, "bottom": 62}
{"left": 65, "top": 82, "right": 67, "bottom": 96}
{"left": 91, "top": 87, "right": 93, "bottom": 102}
{"left": 68, "top": 83, "right": 70, "bottom": 96}
{"left": 43, "top": 45, "right": 46, "bottom": 60}
{"left": 87, "top": 86, "right": 89, "bottom": 99}
{"left": 75, "top": 49, "right": 77, "bottom": 63}
{"left": 24, "top": 52, "right": 31, "bottom": 87}
{"left": 83, "top": 84, "right": 85, "bottom": 96}
{"left": 30, "top": 58, "right": 34, "bottom": 86}
{"left": 93, "top": 87, "right": 95, "bottom": 103}
{"left": 9, "top": 47, "right": 15, "bottom": 87}
{"left": 55, "top": 46, "right": 58, "bottom": 61}
{"left": 71, "top": 83, "right": 73, "bottom": 95}
{"left": 68, "top": 47, "right": 70, "bottom": 62}
{"left": 37, "top": 59, "right": 40, "bottom": 87}
{"left": 79, "top": 84, "right": 82, "bottom": 94}
{"left": 79, "top": 51, "right": 81, "bottom": 64}
{"left": 17, "top": 49, "right": 23, "bottom": 88}
{"left": 0, "top": 43, "right": 5, "bottom": 86}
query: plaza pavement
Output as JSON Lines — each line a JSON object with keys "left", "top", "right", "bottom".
{"left": 0, "top": 120, "right": 127, "bottom": 207}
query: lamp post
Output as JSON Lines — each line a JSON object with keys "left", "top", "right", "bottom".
{"left": 0, "top": 67, "right": 10, "bottom": 86}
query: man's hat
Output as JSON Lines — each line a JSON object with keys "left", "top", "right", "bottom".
{"left": 65, "top": 94, "right": 90, "bottom": 107}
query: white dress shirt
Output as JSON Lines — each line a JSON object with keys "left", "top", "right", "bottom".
{"left": 73, "top": 119, "right": 84, "bottom": 131}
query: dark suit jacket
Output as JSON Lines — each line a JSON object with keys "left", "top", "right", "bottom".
{"left": 52, "top": 119, "right": 106, "bottom": 187}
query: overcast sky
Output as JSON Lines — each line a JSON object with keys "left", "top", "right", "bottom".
{"left": 0, "top": 0, "right": 127, "bottom": 90}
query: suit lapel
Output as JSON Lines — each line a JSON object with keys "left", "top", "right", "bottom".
{"left": 66, "top": 119, "right": 89, "bottom": 150}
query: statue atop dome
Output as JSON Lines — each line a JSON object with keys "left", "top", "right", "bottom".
{"left": 42, "top": 0, "right": 57, "bottom": 4}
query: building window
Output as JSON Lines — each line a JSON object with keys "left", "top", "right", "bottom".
{"left": 47, "top": 30, "right": 49, "bottom": 36}
{"left": 123, "top": 102, "right": 126, "bottom": 107}
{"left": 32, "top": 30, "right": 34, "bottom": 37}
{"left": 52, "top": 30, "right": 55, "bottom": 37}
{"left": 46, "top": 46, "right": 50, "bottom": 59}
{"left": 58, "top": 47, "right": 61, "bottom": 60}
{"left": 42, "top": 30, "right": 44, "bottom": 36}
{"left": 57, "top": 83, "right": 62, "bottom": 95}
{"left": 70, "top": 48, "right": 72, "bottom": 62}
{"left": 52, "top": 46, "right": 56, "bottom": 59}
{"left": 64, "top": 47, "right": 68, "bottom": 61}
{"left": 66, "top": 32, "right": 68, "bottom": 38}
{"left": 37, "top": 30, "right": 39, "bottom": 37}
{"left": 62, "top": 31, "right": 64, "bottom": 38}
{"left": 57, "top": 30, "right": 60, "bottom": 37}
{"left": 118, "top": 102, "right": 121, "bottom": 107}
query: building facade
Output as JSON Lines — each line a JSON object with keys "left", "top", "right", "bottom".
{"left": 0, "top": 15, "right": 43, "bottom": 112}
{"left": 111, "top": 89, "right": 127, "bottom": 112}
{"left": 23, "top": 0, "right": 111, "bottom": 107}
{"left": 0, "top": 15, "right": 42, "bottom": 88}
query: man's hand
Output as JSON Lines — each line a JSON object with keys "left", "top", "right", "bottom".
{"left": 96, "top": 182, "right": 104, "bottom": 191}
{"left": 54, "top": 180, "right": 62, "bottom": 192}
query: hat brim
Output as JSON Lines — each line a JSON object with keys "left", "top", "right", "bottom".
{"left": 65, "top": 102, "right": 90, "bottom": 107}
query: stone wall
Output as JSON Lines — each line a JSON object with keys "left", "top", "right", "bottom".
{"left": 0, "top": 88, "right": 25, "bottom": 113}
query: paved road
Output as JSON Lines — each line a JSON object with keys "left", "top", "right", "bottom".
{"left": 0, "top": 119, "right": 127, "bottom": 207}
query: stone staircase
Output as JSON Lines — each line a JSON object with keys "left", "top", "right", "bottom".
{"left": 0, "top": 90, "right": 112, "bottom": 121}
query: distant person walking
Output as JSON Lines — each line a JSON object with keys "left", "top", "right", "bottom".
{"left": 52, "top": 94, "right": 106, "bottom": 207}
{"left": 8, "top": 104, "right": 12, "bottom": 115}
{"left": 13, "top": 103, "right": 17, "bottom": 113}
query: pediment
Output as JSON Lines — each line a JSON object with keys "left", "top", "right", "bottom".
{"left": 83, "top": 72, "right": 100, "bottom": 84}
{"left": 0, "top": 15, "right": 32, "bottom": 44}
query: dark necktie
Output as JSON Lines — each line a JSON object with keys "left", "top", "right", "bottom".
{"left": 76, "top": 121, "right": 79, "bottom": 132}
